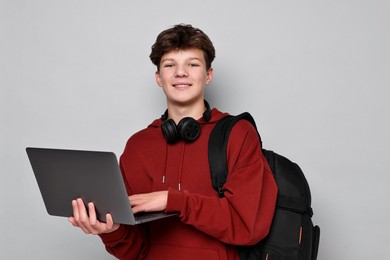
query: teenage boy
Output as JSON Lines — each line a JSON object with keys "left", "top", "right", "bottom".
{"left": 69, "top": 24, "right": 277, "bottom": 260}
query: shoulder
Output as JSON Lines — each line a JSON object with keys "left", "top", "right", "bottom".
{"left": 228, "top": 117, "right": 259, "bottom": 140}
{"left": 226, "top": 115, "right": 262, "bottom": 149}
{"left": 232, "top": 119, "right": 257, "bottom": 133}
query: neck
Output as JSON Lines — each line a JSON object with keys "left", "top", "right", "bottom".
{"left": 166, "top": 100, "right": 206, "bottom": 124}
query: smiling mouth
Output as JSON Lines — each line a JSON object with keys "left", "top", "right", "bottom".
{"left": 172, "top": 84, "right": 192, "bottom": 88}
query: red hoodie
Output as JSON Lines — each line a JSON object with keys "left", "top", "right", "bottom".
{"left": 99, "top": 108, "right": 277, "bottom": 260}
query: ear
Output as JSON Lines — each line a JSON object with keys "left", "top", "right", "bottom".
{"left": 155, "top": 70, "right": 162, "bottom": 87}
{"left": 206, "top": 67, "right": 214, "bottom": 84}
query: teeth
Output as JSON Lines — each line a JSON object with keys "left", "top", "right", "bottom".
{"left": 174, "top": 84, "right": 190, "bottom": 87}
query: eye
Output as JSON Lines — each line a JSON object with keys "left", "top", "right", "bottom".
{"left": 189, "top": 63, "right": 200, "bottom": 67}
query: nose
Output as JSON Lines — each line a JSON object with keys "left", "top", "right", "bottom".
{"left": 175, "top": 65, "right": 188, "bottom": 77}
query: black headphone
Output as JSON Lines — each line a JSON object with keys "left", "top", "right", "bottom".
{"left": 161, "top": 100, "right": 211, "bottom": 143}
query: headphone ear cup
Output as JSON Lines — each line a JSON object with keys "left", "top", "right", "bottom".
{"left": 178, "top": 117, "right": 201, "bottom": 143}
{"left": 161, "top": 119, "right": 180, "bottom": 143}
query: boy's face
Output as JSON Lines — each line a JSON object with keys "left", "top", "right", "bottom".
{"left": 155, "top": 48, "right": 213, "bottom": 106}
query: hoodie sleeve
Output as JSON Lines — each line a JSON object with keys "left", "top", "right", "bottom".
{"left": 99, "top": 224, "right": 149, "bottom": 259}
{"left": 166, "top": 120, "right": 278, "bottom": 245}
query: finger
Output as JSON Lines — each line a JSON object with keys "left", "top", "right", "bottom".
{"left": 87, "top": 203, "right": 102, "bottom": 235}
{"left": 131, "top": 195, "right": 148, "bottom": 212}
{"left": 76, "top": 198, "right": 92, "bottom": 234}
{"left": 76, "top": 198, "right": 89, "bottom": 221}
{"left": 70, "top": 200, "right": 83, "bottom": 228}
{"left": 71, "top": 199, "right": 88, "bottom": 232}
{"left": 68, "top": 216, "right": 77, "bottom": 226}
{"left": 106, "top": 213, "right": 113, "bottom": 230}
{"left": 88, "top": 202, "right": 97, "bottom": 226}
{"left": 131, "top": 205, "right": 142, "bottom": 214}
{"left": 105, "top": 214, "right": 120, "bottom": 233}
{"left": 128, "top": 195, "right": 141, "bottom": 206}
{"left": 71, "top": 199, "right": 80, "bottom": 220}
{"left": 129, "top": 193, "right": 150, "bottom": 204}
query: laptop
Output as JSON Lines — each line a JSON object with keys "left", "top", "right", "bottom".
{"left": 26, "top": 147, "right": 177, "bottom": 225}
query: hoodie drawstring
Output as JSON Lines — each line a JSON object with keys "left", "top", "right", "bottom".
{"left": 178, "top": 142, "right": 186, "bottom": 191}
{"left": 161, "top": 141, "right": 186, "bottom": 191}
{"left": 162, "top": 142, "right": 168, "bottom": 184}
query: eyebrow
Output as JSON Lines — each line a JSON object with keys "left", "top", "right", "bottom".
{"left": 161, "top": 57, "right": 202, "bottom": 63}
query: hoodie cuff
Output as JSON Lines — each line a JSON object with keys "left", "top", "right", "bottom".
{"left": 99, "top": 224, "right": 128, "bottom": 244}
{"left": 166, "top": 188, "right": 185, "bottom": 212}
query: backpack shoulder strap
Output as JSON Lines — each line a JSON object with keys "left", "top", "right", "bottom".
{"left": 208, "top": 112, "right": 261, "bottom": 197}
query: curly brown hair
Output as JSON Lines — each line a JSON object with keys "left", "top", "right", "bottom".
{"left": 149, "top": 24, "right": 216, "bottom": 71}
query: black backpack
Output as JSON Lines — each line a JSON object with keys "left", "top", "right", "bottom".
{"left": 208, "top": 112, "right": 320, "bottom": 260}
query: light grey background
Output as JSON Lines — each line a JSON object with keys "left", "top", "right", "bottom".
{"left": 1, "top": 1, "right": 389, "bottom": 259}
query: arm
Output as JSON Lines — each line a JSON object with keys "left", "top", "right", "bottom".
{"left": 166, "top": 120, "right": 278, "bottom": 245}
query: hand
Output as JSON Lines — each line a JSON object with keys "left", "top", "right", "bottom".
{"left": 129, "top": 191, "right": 168, "bottom": 214}
{"left": 68, "top": 198, "right": 120, "bottom": 235}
